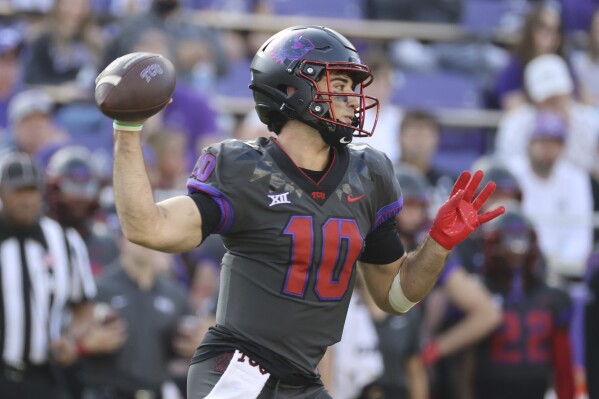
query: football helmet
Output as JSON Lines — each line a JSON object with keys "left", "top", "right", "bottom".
{"left": 481, "top": 206, "right": 542, "bottom": 290}
{"left": 480, "top": 164, "right": 522, "bottom": 202}
{"left": 46, "top": 146, "right": 100, "bottom": 225}
{"left": 250, "top": 25, "right": 379, "bottom": 146}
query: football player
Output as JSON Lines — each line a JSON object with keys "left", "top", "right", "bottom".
{"left": 46, "top": 146, "right": 119, "bottom": 276}
{"left": 474, "top": 206, "right": 574, "bottom": 399}
{"left": 110, "top": 25, "right": 504, "bottom": 398}
{"left": 394, "top": 166, "right": 501, "bottom": 399}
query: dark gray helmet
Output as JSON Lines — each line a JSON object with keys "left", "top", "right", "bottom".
{"left": 250, "top": 25, "right": 379, "bottom": 146}
{"left": 46, "top": 146, "right": 99, "bottom": 199}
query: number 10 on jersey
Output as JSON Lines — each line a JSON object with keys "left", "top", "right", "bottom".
{"left": 282, "top": 216, "right": 363, "bottom": 301}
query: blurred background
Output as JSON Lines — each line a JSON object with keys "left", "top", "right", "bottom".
{"left": 0, "top": 0, "right": 598, "bottom": 398}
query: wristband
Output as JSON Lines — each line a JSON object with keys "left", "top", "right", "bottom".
{"left": 75, "top": 341, "right": 89, "bottom": 356}
{"left": 421, "top": 340, "right": 441, "bottom": 365}
{"left": 388, "top": 272, "right": 419, "bottom": 313}
{"left": 113, "top": 120, "right": 143, "bottom": 132}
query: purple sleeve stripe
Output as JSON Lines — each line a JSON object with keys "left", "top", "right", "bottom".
{"left": 557, "top": 307, "right": 574, "bottom": 329}
{"left": 372, "top": 197, "right": 403, "bottom": 231}
{"left": 186, "top": 179, "right": 234, "bottom": 234}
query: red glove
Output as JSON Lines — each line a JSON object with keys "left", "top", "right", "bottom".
{"left": 429, "top": 170, "right": 505, "bottom": 250}
{"left": 421, "top": 340, "right": 442, "bottom": 366}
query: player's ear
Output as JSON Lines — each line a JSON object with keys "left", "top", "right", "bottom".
{"left": 286, "top": 86, "right": 297, "bottom": 95}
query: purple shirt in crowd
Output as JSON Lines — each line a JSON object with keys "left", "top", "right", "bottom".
{"left": 495, "top": 56, "right": 524, "bottom": 105}
{"left": 163, "top": 84, "right": 219, "bottom": 168}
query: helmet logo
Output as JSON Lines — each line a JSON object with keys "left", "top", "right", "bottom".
{"left": 271, "top": 33, "right": 315, "bottom": 65}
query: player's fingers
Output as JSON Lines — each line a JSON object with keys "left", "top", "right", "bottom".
{"left": 472, "top": 181, "right": 496, "bottom": 211}
{"left": 450, "top": 171, "right": 471, "bottom": 197}
{"left": 463, "top": 170, "right": 484, "bottom": 202}
{"left": 446, "top": 189, "right": 465, "bottom": 208}
{"left": 477, "top": 205, "right": 505, "bottom": 225}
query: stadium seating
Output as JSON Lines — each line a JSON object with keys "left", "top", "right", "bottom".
{"left": 391, "top": 70, "right": 482, "bottom": 109}
{"left": 215, "top": 59, "right": 254, "bottom": 98}
{"left": 460, "top": 0, "right": 514, "bottom": 35}
{"left": 435, "top": 128, "right": 489, "bottom": 176}
{"left": 262, "top": 0, "right": 363, "bottom": 19}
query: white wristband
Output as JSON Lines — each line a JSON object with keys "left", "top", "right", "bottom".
{"left": 388, "top": 272, "right": 419, "bottom": 313}
{"left": 113, "top": 120, "right": 143, "bottom": 132}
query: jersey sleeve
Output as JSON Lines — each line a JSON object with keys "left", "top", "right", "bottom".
{"left": 186, "top": 142, "right": 236, "bottom": 234}
{"left": 366, "top": 148, "right": 403, "bottom": 231}
{"left": 549, "top": 286, "right": 573, "bottom": 331}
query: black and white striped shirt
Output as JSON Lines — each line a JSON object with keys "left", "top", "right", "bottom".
{"left": 0, "top": 216, "right": 96, "bottom": 368}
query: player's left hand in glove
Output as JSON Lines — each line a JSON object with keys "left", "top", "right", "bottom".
{"left": 429, "top": 170, "right": 505, "bottom": 250}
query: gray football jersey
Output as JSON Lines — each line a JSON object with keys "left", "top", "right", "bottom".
{"left": 187, "top": 137, "right": 403, "bottom": 375}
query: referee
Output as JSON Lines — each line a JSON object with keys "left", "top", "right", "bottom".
{"left": 0, "top": 152, "right": 96, "bottom": 399}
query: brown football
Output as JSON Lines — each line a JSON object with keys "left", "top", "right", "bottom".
{"left": 95, "top": 52, "right": 176, "bottom": 122}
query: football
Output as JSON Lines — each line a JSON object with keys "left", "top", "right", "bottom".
{"left": 95, "top": 52, "right": 176, "bottom": 122}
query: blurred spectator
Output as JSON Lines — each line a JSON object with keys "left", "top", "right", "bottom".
{"left": 146, "top": 129, "right": 189, "bottom": 202}
{"left": 235, "top": 110, "right": 273, "bottom": 141}
{"left": 45, "top": 146, "right": 120, "bottom": 277}
{"left": 127, "top": 26, "right": 222, "bottom": 170}
{"left": 23, "top": 0, "right": 105, "bottom": 104}
{"left": 591, "top": 158, "right": 599, "bottom": 246}
{"left": 184, "top": 234, "right": 224, "bottom": 317}
{"left": 586, "top": 251, "right": 599, "bottom": 398}
{"left": 558, "top": 0, "right": 599, "bottom": 33}
{"left": 393, "top": 165, "right": 501, "bottom": 399}
{"left": 79, "top": 236, "right": 202, "bottom": 399}
{"left": 168, "top": 233, "right": 225, "bottom": 394}
{"left": 567, "top": 253, "right": 595, "bottom": 399}
{"left": 1, "top": 89, "right": 68, "bottom": 164}
{"left": 396, "top": 110, "right": 455, "bottom": 210}
{"left": 364, "top": 0, "right": 462, "bottom": 23}
{"left": 455, "top": 162, "right": 523, "bottom": 274}
{"left": 348, "top": 282, "right": 427, "bottom": 399}
{"left": 0, "top": 152, "right": 96, "bottom": 399}
{"left": 103, "top": 0, "right": 228, "bottom": 81}
{"left": 474, "top": 206, "right": 574, "bottom": 399}
{"left": 494, "top": 4, "right": 566, "bottom": 110}
{"left": 505, "top": 111, "right": 593, "bottom": 281}
{"left": 571, "top": 8, "right": 599, "bottom": 107}
{"left": 0, "top": 26, "right": 24, "bottom": 135}
{"left": 333, "top": 286, "right": 385, "bottom": 399}
{"left": 353, "top": 51, "right": 403, "bottom": 164}
{"left": 495, "top": 54, "right": 599, "bottom": 173}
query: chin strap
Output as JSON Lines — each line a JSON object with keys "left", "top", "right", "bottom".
{"left": 317, "top": 116, "right": 359, "bottom": 147}
{"left": 318, "top": 125, "right": 354, "bottom": 147}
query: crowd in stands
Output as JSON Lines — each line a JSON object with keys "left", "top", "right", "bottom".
{"left": 1, "top": 0, "right": 599, "bottom": 398}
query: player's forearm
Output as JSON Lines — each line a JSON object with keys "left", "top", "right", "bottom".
{"left": 405, "top": 355, "right": 428, "bottom": 399}
{"left": 400, "top": 235, "right": 450, "bottom": 302}
{"left": 113, "top": 130, "right": 161, "bottom": 245}
{"left": 435, "top": 302, "right": 501, "bottom": 357}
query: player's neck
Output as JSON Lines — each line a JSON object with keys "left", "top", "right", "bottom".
{"left": 277, "top": 122, "right": 331, "bottom": 171}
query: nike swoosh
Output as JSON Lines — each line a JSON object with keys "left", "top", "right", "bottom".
{"left": 347, "top": 194, "right": 366, "bottom": 203}
{"left": 339, "top": 137, "right": 351, "bottom": 144}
